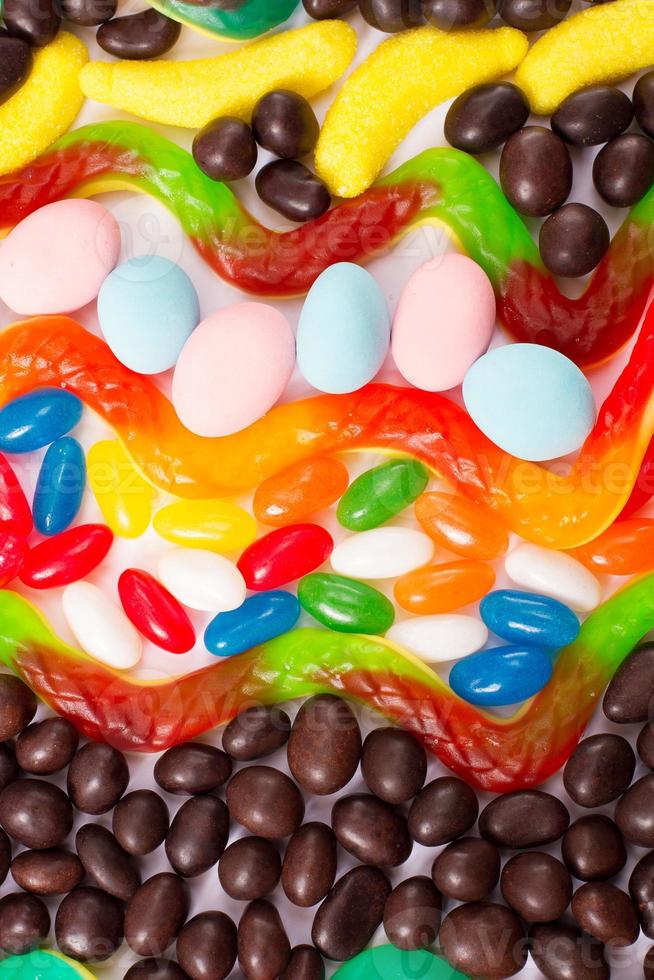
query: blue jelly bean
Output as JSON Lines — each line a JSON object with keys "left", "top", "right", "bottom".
{"left": 480, "top": 589, "right": 580, "bottom": 648}
{"left": 204, "top": 589, "right": 300, "bottom": 657}
{"left": 33, "top": 437, "right": 86, "bottom": 535}
{"left": 449, "top": 644, "right": 553, "bottom": 707}
{"left": 0, "top": 388, "right": 82, "bottom": 453}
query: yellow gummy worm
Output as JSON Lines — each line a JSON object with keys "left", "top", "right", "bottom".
{"left": 516, "top": 0, "right": 654, "bottom": 114}
{"left": 80, "top": 20, "right": 357, "bottom": 129}
{"left": 315, "top": 25, "right": 528, "bottom": 199}
{"left": 0, "top": 33, "right": 87, "bottom": 176}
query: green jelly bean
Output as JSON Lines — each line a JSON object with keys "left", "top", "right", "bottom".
{"left": 337, "top": 458, "right": 429, "bottom": 531}
{"left": 333, "top": 945, "right": 469, "bottom": 979}
{"left": 298, "top": 572, "right": 395, "bottom": 634}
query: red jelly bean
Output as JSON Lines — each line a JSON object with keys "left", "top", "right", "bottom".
{"left": 237, "top": 523, "right": 333, "bottom": 590}
{"left": 118, "top": 568, "right": 196, "bottom": 654}
{"left": 0, "top": 454, "right": 32, "bottom": 537}
{"left": 19, "top": 523, "right": 113, "bottom": 589}
{"left": 0, "top": 533, "right": 27, "bottom": 587}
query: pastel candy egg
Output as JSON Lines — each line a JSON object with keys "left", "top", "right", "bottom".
{"left": 0, "top": 200, "right": 120, "bottom": 315}
{"left": 331, "top": 527, "right": 434, "bottom": 580}
{"left": 297, "top": 263, "right": 390, "bottom": 393}
{"left": 0, "top": 388, "right": 82, "bottom": 453}
{"left": 33, "top": 436, "right": 86, "bottom": 536}
{"left": 392, "top": 254, "right": 496, "bottom": 391}
{"left": 62, "top": 581, "right": 142, "bottom": 670}
{"left": 204, "top": 590, "right": 300, "bottom": 657}
{"left": 172, "top": 303, "right": 295, "bottom": 437}
{"left": 386, "top": 615, "right": 488, "bottom": 664}
{"left": 158, "top": 547, "right": 246, "bottom": 612}
{"left": 462, "top": 343, "right": 596, "bottom": 461}
{"left": 449, "top": 644, "right": 553, "bottom": 707}
{"left": 98, "top": 256, "right": 200, "bottom": 374}
{"left": 480, "top": 589, "right": 580, "bottom": 648}
{"left": 505, "top": 543, "right": 601, "bottom": 613}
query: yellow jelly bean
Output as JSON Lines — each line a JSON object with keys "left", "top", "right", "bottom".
{"left": 79, "top": 20, "right": 356, "bottom": 129}
{"left": 515, "top": 0, "right": 654, "bottom": 114}
{"left": 0, "top": 33, "right": 87, "bottom": 177}
{"left": 87, "top": 439, "right": 155, "bottom": 538}
{"left": 315, "top": 25, "right": 528, "bottom": 198}
{"left": 153, "top": 499, "right": 257, "bottom": 553}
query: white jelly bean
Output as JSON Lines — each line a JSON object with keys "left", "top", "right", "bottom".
{"left": 331, "top": 527, "right": 434, "bottom": 580}
{"left": 158, "top": 548, "right": 246, "bottom": 612}
{"left": 505, "top": 542, "right": 601, "bottom": 613}
{"left": 62, "top": 581, "right": 142, "bottom": 669}
{"left": 386, "top": 615, "right": 489, "bottom": 664}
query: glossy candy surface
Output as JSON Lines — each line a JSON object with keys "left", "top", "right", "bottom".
{"left": 62, "top": 581, "right": 142, "bottom": 670}
{"left": 395, "top": 560, "right": 495, "bottom": 614}
{"left": 414, "top": 492, "right": 509, "bottom": 560}
{"left": 204, "top": 590, "right": 300, "bottom": 658}
{"left": 449, "top": 644, "right": 554, "bottom": 706}
{"left": 19, "top": 524, "right": 113, "bottom": 589}
{"left": 574, "top": 519, "right": 654, "bottom": 575}
{"left": 253, "top": 457, "right": 349, "bottom": 527}
{"left": 386, "top": 615, "right": 488, "bottom": 664}
{"left": 480, "top": 590, "right": 580, "bottom": 648}
{"left": 33, "top": 437, "right": 85, "bottom": 535}
{"left": 145, "top": 0, "right": 299, "bottom": 41}
{"left": 0, "top": 949, "right": 97, "bottom": 978}
{"left": 0, "top": 533, "right": 26, "bottom": 588}
{"left": 332, "top": 528, "right": 433, "bottom": 580}
{"left": 298, "top": 573, "right": 395, "bottom": 635}
{"left": 158, "top": 548, "right": 246, "bottom": 613}
{"left": 118, "top": 569, "right": 195, "bottom": 654}
{"left": 153, "top": 499, "right": 256, "bottom": 554}
{"left": 505, "top": 543, "right": 601, "bottom": 613}
{"left": 87, "top": 440, "right": 155, "bottom": 539}
{"left": 332, "top": 944, "right": 467, "bottom": 979}
{"left": 238, "top": 524, "right": 333, "bottom": 591}
{"left": 337, "top": 458, "right": 429, "bottom": 531}
{"left": 0, "top": 455, "right": 31, "bottom": 537}
{"left": 0, "top": 389, "right": 82, "bottom": 454}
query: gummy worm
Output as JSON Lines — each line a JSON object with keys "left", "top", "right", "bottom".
{"left": 0, "top": 122, "right": 652, "bottom": 367}
{"left": 145, "top": 0, "right": 299, "bottom": 42}
{"left": 1, "top": 575, "right": 653, "bottom": 791}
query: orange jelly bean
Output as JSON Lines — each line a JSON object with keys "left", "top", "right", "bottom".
{"left": 574, "top": 519, "right": 654, "bottom": 575}
{"left": 394, "top": 559, "right": 496, "bottom": 614}
{"left": 414, "top": 491, "right": 509, "bottom": 561}
{"left": 253, "top": 456, "right": 349, "bottom": 527}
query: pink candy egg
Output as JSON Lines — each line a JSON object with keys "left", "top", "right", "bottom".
{"left": 391, "top": 253, "right": 496, "bottom": 392}
{"left": 172, "top": 302, "right": 295, "bottom": 437}
{"left": 0, "top": 200, "right": 121, "bottom": 316}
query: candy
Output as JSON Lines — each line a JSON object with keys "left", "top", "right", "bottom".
{"left": 479, "top": 790, "right": 569, "bottom": 848}
{"left": 165, "top": 796, "right": 229, "bottom": 878}
{"left": 281, "top": 824, "right": 337, "bottom": 907}
{"left": 177, "top": 914, "right": 236, "bottom": 980}
{"left": 238, "top": 901, "right": 290, "bottom": 977}
{"left": 204, "top": 590, "right": 300, "bottom": 657}
{"left": 3, "top": 0, "right": 59, "bottom": 45}
{"left": 288, "top": 694, "right": 361, "bottom": 795}
{"left": 444, "top": 81, "right": 528, "bottom": 154}
{"left": 113, "top": 790, "right": 169, "bottom": 856}
{"left": 0, "top": 388, "right": 82, "bottom": 454}
{"left": 424, "top": 0, "right": 494, "bottom": 28}
{"left": 75, "top": 824, "right": 140, "bottom": 901}
{"left": 118, "top": 569, "right": 195, "bottom": 654}
{"left": 500, "top": 852, "right": 572, "bottom": 924}
{"left": 11, "top": 849, "right": 83, "bottom": 894}
{"left": 79, "top": 21, "right": 356, "bottom": 129}
{"left": 228, "top": 766, "right": 304, "bottom": 839}
{"left": 332, "top": 794, "right": 412, "bottom": 867}
{"left": 539, "top": 204, "right": 610, "bottom": 279}
{"left": 563, "top": 815, "right": 627, "bottom": 882}
{"left": 0, "top": 894, "right": 50, "bottom": 956}
{"left": 297, "top": 264, "right": 389, "bottom": 393}
{"left": 361, "top": 728, "right": 426, "bottom": 804}
{"left": 615, "top": 774, "right": 654, "bottom": 847}
{"left": 33, "top": 437, "right": 85, "bottom": 535}
{"left": 0, "top": 533, "right": 26, "bottom": 587}
{"left": 96, "top": 8, "right": 181, "bottom": 59}
{"left": 441, "top": 904, "right": 526, "bottom": 978}
{"left": 222, "top": 706, "right": 291, "bottom": 762}
{"left": 634, "top": 71, "right": 654, "bottom": 138}
{"left": 593, "top": 133, "right": 654, "bottom": 208}
{"left": 155, "top": 744, "right": 231, "bottom": 796}
{"left": 500, "top": 0, "right": 570, "bottom": 30}
{"left": 505, "top": 543, "right": 601, "bottom": 613}
{"left": 304, "top": 0, "right": 356, "bottom": 17}
{"left": 0, "top": 676, "right": 36, "bottom": 741}
{"left": 0, "top": 779, "right": 72, "bottom": 849}
{"left": 16, "top": 717, "right": 78, "bottom": 774}
{"left": 238, "top": 524, "right": 333, "bottom": 590}
{"left": 603, "top": 643, "right": 654, "bottom": 724}
{"left": 386, "top": 614, "right": 488, "bottom": 664}
{"left": 252, "top": 90, "right": 319, "bottom": 160}
{"left": 359, "top": 0, "right": 423, "bottom": 31}
{"left": 153, "top": 499, "right": 256, "bottom": 554}
{"left": 449, "top": 643, "right": 553, "bottom": 706}
{"left": 480, "top": 590, "right": 580, "bottom": 648}
{"left": 62, "top": 582, "right": 142, "bottom": 670}
{"left": 256, "top": 159, "right": 331, "bottom": 223}
{"left": 124, "top": 874, "right": 188, "bottom": 958}
{"left": 514, "top": 0, "right": 654, "bottom": 114}
{"left": 253, "top": 457, "right": 349, "bottom": 527}
{"left": 315, "top": 25, "right": 527, "bottom": 198}
{"left": 98, "top": 256, "right": 199, "bottom": 375}
{"left": 312, "top": 867, "right": 390, "bottom": 961}
{"left": 67, "top": 742, "right": 129, "bottom": 815}
{"left": 0, "top": 33, "right": 87, "bottom": 177}
{"left": 432, "top": 838, "right": 500, "bottom": 902}
{"left": 331, "top": 527, "right": 433, "bottom": 580}
{"left": 394, "top": 559, "right": 495, "bottom": 614}
{"left": 552, "top": 85, "right": 634, "bottom": 147}
{"left": 414, "top": 492, "right": 509, "bottom": 560}
{"left": 60, "top": 0, "right": 115, "bottom": 24}
{"left": 145, "top": 0, "right": 298, "bottom": 41}
{"left": 574, "top": 519, "right": 654, "bottom": 575}
{"left": 87, "top": 440, "right": 155, "bottom": 540}
{"left": 192, "top": 117, "right": 257, "bottom": 183}
{"left": 563, "top": 733, "right": 635, "bottom": 808}
{"left": 337, "top": 458, "right": 428, "bottom": 531}
{"left": 531, "top": 923, "right": 610, "bottom": 980}
{"left": 298, "top": 572, "right": 395, "bottom": 634}
{"left": 158, "top": 548, "right": 246, "bottom": 612}
{"left": 391, "top": 254, "right": 495, "bottom": 391}
{"left": 172, "top": 304, "right": 295, "bottom": 438}
{"left": 462, "top": 344, "right": 595, "bottom": 461}
{"left": 500, "top": 126, "right": 572, "bottom": 217}
{"left": 0, "top": 38, "right": 32, "bottom": 105}
{"left": 19, "top": 524, "right": 113, "bottom": 590}
{"left": 571, "top": 882, "right": 639, "bottom": 947}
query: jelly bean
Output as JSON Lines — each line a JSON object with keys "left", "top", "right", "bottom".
{"left": 62, "top": 581, "right": 142, "bottom": 670}
{"left": 298, "top": 572, "right": 395, "bottom": 634}
{"left": 386, "top": 615, "right": 488, "bottom": 664}
{"left": 0, "top": 454, "right": 32, "bottom": 537}
{"left": 158, "top": 548, "right": 246, "bottom": 613}
{"left": 480, "top": 590, "right": 580, "bottom": 648}
{"left": 0, "top": 388, "right": 82, "bottom": 453}
{"left": 574, "top": 519, "right": 654, "bottom": 576}
{"left": 394, "top": 560, "right": 495, "bottom": 614}
{"left": 118, "top": 568, "right": 195, "bottom": 654}
{"left": 449, "top": 644, "right": 553, "bottom": 707}
{"left": 87, "top": 440, "right": 155, "bottom": 539}
{"left": 33, "top": 437, "right": 85, "bottom": 536}
{"left": 331, "top": 528, "right": 434, "bottom": 580}
{"left": 153, "top": 499, "right": 256, "bottom": 554}
{"left": 505, "top": 543, "right": 601, "bottom": 613}
{"left": 253, "top": 457, "right": 349, "bottom": 527}
{"left": 0, "top": 532, "right": 26, "bottom": 588}
{"left": 204, "top": 590, "right": 300, "bottom": 658}
{"left": 414, "top": 492, "right": 509, "bottom": 560}
{"left": 19, "top": 524, "right": 113, "bottom": 590}
{"left": 337, "top": 458, "right": 429, "bottom": 531}
{"left": 238, "top": 524, "right": 333, "bottom": 591}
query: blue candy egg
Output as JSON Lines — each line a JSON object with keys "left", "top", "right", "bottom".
{"left": 204, "top": 589, "right": 300, "bottom": 657}
{"left": 33, "top": 436, "right": 86, "bottom": 535}
{"left": 0, "top": 388, "right": 82, "bottom": 453}
{"left": 98, "top": 255, "right": 200, "bottom": 375}
{"left": 449, "top": 644, "right": 553, "bottom": 706}
{"left": 297, "top": 263, "right": 390, "bottom": 393}
{"left": 462, "top": 343, "right": 596, "bottom": 461}
{"left": 480, "top": 589, "right": 580, "bottom": 648}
